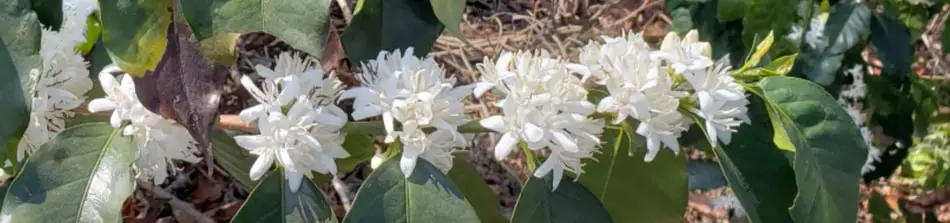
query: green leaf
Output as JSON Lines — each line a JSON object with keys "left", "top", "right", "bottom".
{"left": 0, "top": 0, "right": 40, "bottom": 165}
{"left": 669, "top": 7, "right": 694, "bottom": 34}
{"left": 766, "top": 103, "right": 797, "bottom": 152}
{"left": 794, "top": 1, "right": 870, "bottom": 86}
{"left": 0, "top": 123, "right": 136, "bottom": 222}
{"left": 944, "top": 17, "right": 950, "bottom": 56}
{"left": 231, "top": 168, "right": 336, "bottom": 223}
{"left": 180, "top": 0, "right": 331, "bottom": 59}
{"left": 429, "top": 0, "right": 468, "bottom": 44}
{"left": 741, "top": 30, "right": 774, "bottom": 71}
{"left": 763, "top": 53, "right": 797, "bottom": 75}
{"left": 869, "top": 13, "right": 912, "bottom": 78}
{"left": 343, "top": 156, "right": 479, "bottom": 223}
{"left": 717, "top": 0, "right": 748, "bottom": 22}
{"left": 446, "top": 152, "right": 506, "bottom": 223}
{"left": 212, "top": 130, "right": 256, "bottom": 189}
{"left": 511, "top": 174, "right": 612, "bottom": 223}
{"left": 342, "top": 0, "right": 445, "bottom": 63}
{"left": 757, "top": 76, "right": 868, "bottom": 223}
{"left": 77, "top": 14, "right": 102, "bottom": 55}
{"left": 578, "top": 123, "right": 686, "bottom": 222}
{"left": 741, "top": 0, "right": 797, "bottom": 55}
{"left": 715, "top": 97, "right": 796, "bottom": 223}
{"left": 97, "top": 0, "right": 171, "bottom": 76}
{"left": 30, "top": 0, "right": 62, "bottom": 30}
{"left": 336, "top": 132, "right": 374, "bottom": 174}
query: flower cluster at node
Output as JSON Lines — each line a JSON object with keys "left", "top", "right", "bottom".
{"left": 475, "top": 50, "right": 604, "bottom": 189}
{"left": 342, "top": 48, "right": 472, "bottom": 177}
{"left": 17, "top": 19, "right": 95, "bottom": 160}
{"left": 234, "top": 53, "right": 349, "bottom": 192}
{"left": 474, "top": 30, "right": 750, "bottom": 190}
{"left": 89, "top": 65, "right": 202, "bottom": 185}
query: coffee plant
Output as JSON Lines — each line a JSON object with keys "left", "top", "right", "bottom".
{"left": 0, "top": 0, "right": 943, "bottom": 222}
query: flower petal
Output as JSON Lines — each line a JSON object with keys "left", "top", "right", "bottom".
{"left": 249, "top": 152, "right": 275, "bottom": 181}
{"left": 494, "top": 132, "right": 518, "bottom": 160}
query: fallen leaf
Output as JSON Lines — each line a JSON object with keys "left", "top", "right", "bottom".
{"left": 134, "top": 7, "right": 228, "bottom": 171}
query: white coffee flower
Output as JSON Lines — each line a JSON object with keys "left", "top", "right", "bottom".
{"left": 123, "top": 106, "right": 201, "bottom": 185}
{"left": 653, "top": 30, "right": 713, "bottom": 74}
{"left": 88, "top": 65, "right": 203, "bottom": 185}
{"left": 683, "top": 59, "right": 750, "bottom": 146}
{"left": 476, "top": 50, "right": 604, "bottom": 190}
{"left": 88, "top": 65, "right": 138, "bottom": 128}
{"left": 574, "top": 32, "right": 690, "bottom": 162}
{"left": 234, "top": 97, "right": 349, "bottom": 192}
{"left": 17, "top": 28, "right": 93, "bottom": 160}
{"left": 240, "top": 53, "right": 331, "bottom": 123}
{"left": 571, "top": 32, "right": 652, "bottom": 83}
{"left": 341, "top": 48, "right": 472, "bottom": 177}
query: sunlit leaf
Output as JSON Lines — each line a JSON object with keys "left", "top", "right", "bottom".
{"left": 180, "top": 0, "right": 331, "bottom": 60}
{"left": 343, "top": 157, "right": 479, "bottom": 222}
{"left": 757, "top": 76, "right": 868, "bottom": 223}
{"left": 231, "top": 168, "right": 336, "bottom": 222}
{"left": 578, "top": 122, "right": 687, "bottom": 222}
{"left": 97, "top": 0, "right": 171, "bottom": 76}
{"left": 0, "top": 123, "right": 136, "bottom": 222}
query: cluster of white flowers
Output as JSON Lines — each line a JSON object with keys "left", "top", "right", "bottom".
{"left": 476, "top": 50, "right": 604, "bottom": 189}
{"left": 226, "top": 30, "right": 748, "bottom": 191}
{"left": 342, "top": 48, "right": 472, "bottom": 177}
{"left": 16, "top": 1, "right": 98, "bottom": 160}
{"left": 235, "top": 53, "right": 350, "bottom": 192}
{"left": 89, "top": 65, "right": 202, "bottom": 185}
{"left": 472, "top": 30, "right": 749, "bottom": 189}
{"left": 837, "top": 65, "right": 881, "bottom": 174}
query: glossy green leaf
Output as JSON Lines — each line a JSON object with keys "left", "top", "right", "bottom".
{"left": 511, "top": 174, "right": 612, "bottom": 223}
{"left": 1, "top": 123, "right": 136, "bottom": 222}
{"left": 717, "top": 0, "right": 748, "bottom": 22}
{"left": 212, "top": 130, "right": 256, "bottom": 189}
{"left": 794, "top": 1, "right": 870, "bottom": 86}
{"left": 578, "top": 123, "right": 686, "bottom": 222}
{"left": 343, "top": 157, "right": 479, "bottom": 223}
{"left": 342, "top": 0, "right": 445, "bottom": 63}
{"left": 231, "top": 168, "right": 336, "bottom": 223}
{"left": 30, "top": 0, "right": 62, "bottom": 30}
{"left": 715, "top": 97, "right": 796, "bottom": 223}
{"left": 757, "top": 76, "right": 868, "bottom": 223}
{"left": 446, "top": 152, "right": 506, "bottom": 223}
{"left": 180, "top": 0, "right": 331, "bottom": 59}
{"left": 430, "top": 0, "right": 468, "bottom": 44}
{"left": 870, "top": 13, "right": 912, "bottom": 78}
{"left": 741, "top": 0, "right": 797, "bottom": 55}
{"left": 97, "top": 0, "right": 171, "bottom": 76}
{"left": 0, "top": 0, "right": 40, "bottom": 165}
